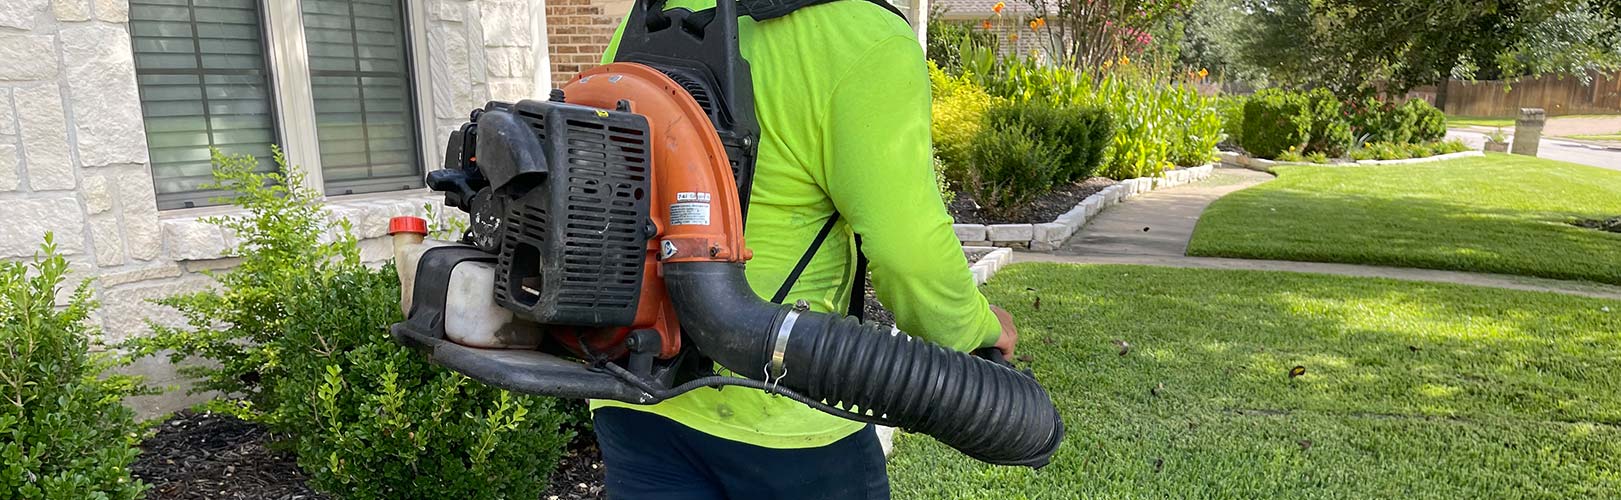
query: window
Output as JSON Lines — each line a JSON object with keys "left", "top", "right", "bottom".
{"left": 130, "top": 0, "right": 280, "bottom": 210}
{"left": 302, "top": 0, "right": 423, "bottom": 195}
{"left": 129, "top": 0, "right": 424, "bottom": 209}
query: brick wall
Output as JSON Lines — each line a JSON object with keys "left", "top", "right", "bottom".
{"left": 546, "top": 0, "right": 630, "bottom": 87}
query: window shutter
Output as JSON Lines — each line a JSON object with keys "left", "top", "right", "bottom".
{"left": 302, "top": 0, "right": 424, "bottom": 195}
{"left": 130, "top": 0, "right": 279, "bottom": 210}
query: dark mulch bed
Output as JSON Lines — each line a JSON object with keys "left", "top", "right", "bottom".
{"left": 134, "top": 410, "right": 604, "bottom": 500}
{"left": 546, "top": 439, "right": 607, "bottom": 499}
{"left": 132, "top": 411, "right": 325, "bottom": 500}
{"left": 1574, "top": 217, "right": 1621, "bottom": 233}
{"left": 948, "top": 177, "right": 1116, "bottom": 225}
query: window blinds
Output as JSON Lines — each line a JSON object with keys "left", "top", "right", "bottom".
{"left": 130, "top": 0, "right": 279, "bottom": 210}
{"left": 302, "top": 0, "right": 423, "bottom": 195}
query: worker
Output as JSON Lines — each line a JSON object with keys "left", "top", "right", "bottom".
{"left": 590, "top": 0, "right": 1019, "bottom": 498}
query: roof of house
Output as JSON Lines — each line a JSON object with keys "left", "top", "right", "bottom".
{"left": 934, "top": 0, "right": 1036, "bottom": 18}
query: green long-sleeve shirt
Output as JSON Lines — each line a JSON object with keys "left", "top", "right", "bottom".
{"left": 591, "top": 0, "right": 1004, "bottom": 449}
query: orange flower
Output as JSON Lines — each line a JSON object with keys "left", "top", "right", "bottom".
{"left": 1119, "top": 55, "right": 1131, "bottom": 65}
{"left": 1029, "top": 19, "right": 1039, "bottom": 31}
{"left": 982, "top": 19, "right": 993, "bottom": 30}
{"left": 993, "top": 1, "right": 1005, "bottom": 14}
{"left": 1198, "top": 68, "right": 1209, "bottom": 78}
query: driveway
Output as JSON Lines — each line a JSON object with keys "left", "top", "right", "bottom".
{"left": 1448, "top": 128, "right": 1621, "bottom": 171}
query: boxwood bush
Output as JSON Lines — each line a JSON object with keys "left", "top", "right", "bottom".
{"left": 967, "top": 123, "right": 1063, "bottom": 214}
{"left": 129, "top": 150, "right": 570, "bottom": 499}
{"left": 1304, "top": 88, "right": 1353, "bottom": 157}
{"left": 1238, "top": 89, "right": 1313, "bottom": 159}
{"left": 982, "top": 100, "right": 1112, "bottom": 183}
{"left": 1407, "top": 99, "right": 1448, "bottom": 143}
{"left": 1236, "top": 90, "right": 1449, "bottom": 160}
{"left": 1, "top": 236, "right": 148, "bottom": 500}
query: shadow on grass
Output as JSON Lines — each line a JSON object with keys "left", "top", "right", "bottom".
{"left": 888, "top": 264, "right": 1621, "bottom": 499}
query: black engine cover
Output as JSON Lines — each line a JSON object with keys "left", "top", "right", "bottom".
{"left": 471, "top": 99, "right": 655, "bottom": 327}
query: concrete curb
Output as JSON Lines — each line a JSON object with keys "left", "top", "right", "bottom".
{"left": 875, "top": 246, "right": 1015, "bottom": 457}
{"left": 1219, "top": 150, "right": 1484, "bottom": 172}
{"left": 953, "top": 163, "right": 1217, "bottom": 251}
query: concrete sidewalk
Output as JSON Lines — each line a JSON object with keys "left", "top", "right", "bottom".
{"left": 1055, "top": 167, "right": 1274, "bottom": 258}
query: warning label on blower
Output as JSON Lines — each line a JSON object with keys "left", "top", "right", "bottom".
{"left": 670, "top": 202, "right": 711, "bottom": 226}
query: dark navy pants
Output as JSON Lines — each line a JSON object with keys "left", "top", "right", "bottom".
{"left": 593, "top": 407, "right": 890, "bottom": 499}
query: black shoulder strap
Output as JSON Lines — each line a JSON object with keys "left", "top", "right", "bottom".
{"left": 771, "top": 212, "right": 841, "bottom": 304}
{"left": 769, "top": 213, "right": 869, "bottom": 320}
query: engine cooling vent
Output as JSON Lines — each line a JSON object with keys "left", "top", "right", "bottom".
{"left": 492, "top": 99, "right": 653, "bottom": 327}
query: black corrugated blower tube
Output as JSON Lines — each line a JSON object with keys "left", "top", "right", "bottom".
{"left": 663, "top": 261, "right": 1065, "bottom": 468}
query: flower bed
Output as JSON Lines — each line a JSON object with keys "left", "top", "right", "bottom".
{"left": 953, "top": 164, "right": 1217, "bottom": 250}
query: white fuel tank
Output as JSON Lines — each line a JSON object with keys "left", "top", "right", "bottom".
{"left": 389, "top": 216, "right": 543, "bottom": 349}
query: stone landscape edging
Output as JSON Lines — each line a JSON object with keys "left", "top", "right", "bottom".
{"left": 1218, "top": 150, "right": 1484, "bottom": 172}
{"left": 953, "top": 163, "right": 1218, "bottom": 252}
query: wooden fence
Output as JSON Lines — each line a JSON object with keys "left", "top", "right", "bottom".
{"left": 1406, "top": 71, "right": 1621, "bottom": 117}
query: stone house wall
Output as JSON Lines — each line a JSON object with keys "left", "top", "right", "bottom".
{"left": 0, "top": 0, "right": 553, "bottom": 416}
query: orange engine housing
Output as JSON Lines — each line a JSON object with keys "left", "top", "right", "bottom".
{"left": 549, "top": 63, "right": 752, "bottom": 361}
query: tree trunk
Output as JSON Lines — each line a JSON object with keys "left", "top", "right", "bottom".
{"left": 1435, "top": 76, "right": 1450, "bottom": 112}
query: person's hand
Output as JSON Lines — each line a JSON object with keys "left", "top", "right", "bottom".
{"left": 989, "top": 305, "right": 1018, "bottom": 358}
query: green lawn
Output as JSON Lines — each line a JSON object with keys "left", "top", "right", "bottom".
{"left": 888, "top": 264, "right": 1621, "bottom": 499}
{"left": 1186, "top": 154, "right": 1621, "bottom": 285}
{"left": 1445, "top": 115, "right": 1514, "bottom": 128}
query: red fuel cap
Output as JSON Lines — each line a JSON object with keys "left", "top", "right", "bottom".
{"left": 388, "top": 216, "right": 428, "bottom": 235}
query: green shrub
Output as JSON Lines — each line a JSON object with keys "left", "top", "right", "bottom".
{"left": 930, "top": 62, "right": 992, "bottom": 184}
{"left": 933, "top": 156, "right": 956, "bottom": 205}
{"left": 925, "top": 11, "right": 997, "bottom": 74}
{"left": 1303, "top": 88, "right": 1353, "bottom": 157}
{"left": 1349, "top": 146, "right": 1375, "bottom": 161}
{"left": 968, "top": 124, "right": 1063, "bottom": 213}
{"left": 130, "top": 150, "right": 570, "bottom": 499}
{"left": 1238, "top": 89, "right": 1312, "bottom": 159}
{"left": 1406, "top": 99, "right": 1448, "bottom": 143}
{"left": 1364, "top": 141, "right": 1410, "bottom": 160}
{"left": 1168, "top": 88, "right": 1223, "bottom": 167}
{"left": 1305, "top": 151, "right": 1330, "bottom": 164}
{"left": 1082, "top": 72, "right": 1175, "bottom": 179}
{"left": 983, "top": 100, "right": 1113, "bottom": 182}
{"left": 1, "top": 236, "right": 148, "bottom": 500}
{"left": 1216, "top": 94, "right": 1248, "bottom": 147}
{"left": 1348, "top": 98, "right": 1418, "bottom": 145}
{"left": 1435, "top": 138, "right": 1470, "bottom": 154}
{"left": 1275, "top": 147, "right": 1305, "bottom": 162}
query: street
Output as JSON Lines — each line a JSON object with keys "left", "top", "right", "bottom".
{"left": 1448, "top": 128, "right": 1621, "bottom": 171}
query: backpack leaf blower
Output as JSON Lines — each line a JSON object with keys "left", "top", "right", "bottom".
{"left": 389, "top": 0, "right": 1064, "bottom": 468}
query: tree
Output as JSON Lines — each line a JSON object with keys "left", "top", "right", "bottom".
{"left": 1236, "top": 0, "right": 1621, "bottom": 103}
{"left": 1018, "top": 0, "right": 1186, "bottom": 70}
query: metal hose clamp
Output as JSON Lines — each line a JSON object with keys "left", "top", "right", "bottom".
{"left": 767, "top": 300, "right": 808, "bottom": 386}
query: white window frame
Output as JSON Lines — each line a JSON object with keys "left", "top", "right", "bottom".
{"left": 259, "top": 0, "right": 432, "bottom": 201}
{"left": 149, "top": 0, "right": 434, "bottom": 217}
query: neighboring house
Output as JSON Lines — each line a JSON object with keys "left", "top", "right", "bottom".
{"left": 933, "top": 0, "right": 1053, "bottom": 61}
{"left": 0, "top": 0, "right": 925, "bottom": 415}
